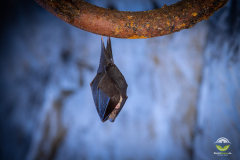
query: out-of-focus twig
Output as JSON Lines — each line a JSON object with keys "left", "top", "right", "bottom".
{"left": 28, "top": 90, "right": 74, "bottom": 160}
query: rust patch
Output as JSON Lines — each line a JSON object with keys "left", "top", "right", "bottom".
{"left": 181, "top": 23, "right": 186, "bottom": 27}
{"left": 128, "top": 35, "right": 147, "bottom": 39}
{"left": 192, "top": 12, "right": 198, "bottom": 16}
{"left": 34, "top": 0, "right": 229, "bottom": 39}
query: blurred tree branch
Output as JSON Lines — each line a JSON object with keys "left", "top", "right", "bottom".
{"left": 34, "top": 0, "right": 228, "bottom": 39}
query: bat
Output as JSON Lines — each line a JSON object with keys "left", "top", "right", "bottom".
{"left": 90, "top": 36, "right": 128, "bottom": 122}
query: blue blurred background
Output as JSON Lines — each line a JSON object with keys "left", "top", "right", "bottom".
{"left": 0, "top": 0, "right": 239, "bottom": 160}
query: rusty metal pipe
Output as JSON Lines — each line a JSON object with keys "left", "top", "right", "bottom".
{"left": 34, "top": 0, "right": 229, "bottom": 39}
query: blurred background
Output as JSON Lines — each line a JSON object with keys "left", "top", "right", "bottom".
{"left": 0, "top": 0, "right": 239, "bottom": 160}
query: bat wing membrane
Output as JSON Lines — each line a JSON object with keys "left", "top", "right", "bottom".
{"left": 106, "top": 65, "right": 128, "bottom": 98}
{"left": 90, "top": 72, "right": 104, "bottom": 113}
{"left": 98, "top": 88, "right": 110, "bottom": 121}
{"left": 97, "top": 74, "right": 120, "bottom": 121}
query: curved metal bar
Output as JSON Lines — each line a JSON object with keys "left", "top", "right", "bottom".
{"left": 34, "top": 0, "right": 228, "bottom": 39}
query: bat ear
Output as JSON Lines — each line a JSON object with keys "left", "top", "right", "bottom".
{"left": 106, "top": 37, "right": 113, "bottom": 62}
{"left": 97, "top": 36, "right": 107, "bottom": 73}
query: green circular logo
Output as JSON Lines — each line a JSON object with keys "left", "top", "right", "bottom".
{"left": 214, "top": 137, "right": 231, "bottom": 151}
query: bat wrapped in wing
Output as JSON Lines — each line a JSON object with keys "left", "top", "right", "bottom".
{"left": 90, "top": 37, "right": 128, "bottom": 122}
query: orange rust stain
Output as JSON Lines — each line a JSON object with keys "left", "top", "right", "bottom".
{"left": 115, "top": 27, "right": 120, "bottom": 34}
{"left": 167, "top": 21, "right": 170, "bottom": 26}
{"left": 115, "top": 27, "right": 123, "bottom": 34}
{"left": 149, "top": 13, "right": 154, "bottom": 16}
{"left": 192, "top": 12, "right": 198, "bottom": 16}
{"left": 181, "top": 23, "right": 186, "bottom": 27}
{"left": 127, "top": 15, "right": 133, "bottom": 19}
{"left": 128, "top": 35, "right": 147, "bottom": 39}
{"left": 130, "top": 21, "right": 136, "bottom": 27}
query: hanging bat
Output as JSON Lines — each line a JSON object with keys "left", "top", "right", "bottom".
{"left": 90, "top": 36, "right": 128, "bottom": 122}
